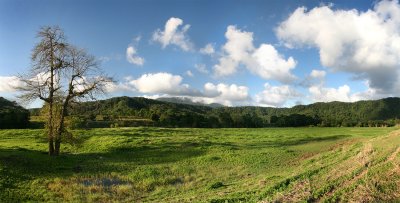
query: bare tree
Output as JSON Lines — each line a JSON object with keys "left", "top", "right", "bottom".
{"left": 17, "top": 26, "right": 111, "bottom": 156}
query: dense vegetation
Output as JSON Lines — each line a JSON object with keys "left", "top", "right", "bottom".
{"left": 0, "top": 97, "right": 29, "bottom": 129}
{"left": 46, "top": 96, "right": 400, "bottom": 128}
{"left": 0, "top": 127, "right": 399, "bottom": 202}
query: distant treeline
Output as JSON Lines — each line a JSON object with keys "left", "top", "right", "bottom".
{"left": 0, "top": 97, "right": 29, "bottom": 129}
{"left": 51, "top": 96, "right": 400, "bottom": 128}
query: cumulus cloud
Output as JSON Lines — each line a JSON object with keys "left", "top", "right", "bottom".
{"left": 309, "top": 85, "right": 356, "bottom": 102}
{"left": 129, "top": 72, "right": 199, "bottom": 96}
{"left": 255, "top": 83, "right": 301, "bottom": 107}
{"left": 152, "top": 17, "right": 193, "bottom": 51}
{"left": 0, "top": 76, "right": 22, "bottom": 93}
{"left": 305, "top": 69, "right": 368, "bottom": 102}
{"left": 250, "top": 44, "right": 297, "bottom": 83}
{"left": 173, "top": 82, "right": 250, "bottom": 106}
{"left": 200, "top": 43, "right": 215, "bottom": 55}
{"left": 105, "top": 73, "right": 196, "bottom": 96}
{"left": 214, "top": 56, "right": 238, "bottom": 76}
{"left": 203, "top": 82, "right": 249, "bottom": 101}
{"left": 213, "top": 25, "right": 296, "bottom": 83}
{"left": 303, "top": 69, "right": 364, "bottom": 102}
{"left": 105, "top": 73, "right": 249, "bottom": 106}
{"left": 0, "top": 73, "right": 56, "bottom": 93}
{"left": 310, "top": 70, "right": 326, "bottom": 79}
{"left": 104, "top": 81, "right": 131, "bottom": 93}
{"left": 126, "top": 46, "right": 144, "bottom": 66}
{"left": 277, "top": 0, "right": 400, "bottom": 92}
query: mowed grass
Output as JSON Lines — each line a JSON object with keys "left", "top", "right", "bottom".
{"left": 0, "top": 127, "right": 399, "bottom": 202}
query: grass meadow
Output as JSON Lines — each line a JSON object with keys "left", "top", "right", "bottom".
{"left": 1, "top": 127, "right": 400, "bottom": 202}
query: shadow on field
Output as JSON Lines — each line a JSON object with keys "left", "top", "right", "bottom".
{"left": 263, "top": 134, "right": 352, "bottom": 147}
{"left": 0, "top": 133, "right": 350, "bottom": 192}
{"left": 0, "top": 142, "right": 205, "bottom": 183}
{"left": 190, "top": 134, "right": 352, "bottom": 149}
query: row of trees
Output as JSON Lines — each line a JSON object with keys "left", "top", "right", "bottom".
{"left": 63, "top": 96, "right": 400, "bottom": 128}
{"left": 0, "top": 97, "right": 29, "bottom": 129}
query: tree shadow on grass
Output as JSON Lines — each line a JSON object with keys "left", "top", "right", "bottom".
{"left": 0, "top": 132, "right": 351, "bottom": 201}
{"left": 0, "top": 141, "right": 206, "bottom": 180}
{"left": 0, "top": 141, "right": 206, "bottom": 200}
{"left": 176, "top": 134, "right": 353, "bottom": 150}
{"left": 256, "top": 134, "right": 352, "bottom": 148}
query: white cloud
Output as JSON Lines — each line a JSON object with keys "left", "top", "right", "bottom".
{"left": 214, "top": 25, "right": 253, "bottom": 77}
{"left": 310, "top": 70, "right": 326, "bottom": 79}
{"left": 129, "top": 72, "right": 198, "bottom": 96}
{"left": 186, "top": 70, "right": 194, "bottom": 77}
{"left": 200, "top": 43, "right": 215, "bottom": 55}
{"left": 304, "top": 69, "right": 367, "bottom": 103}
{"left": 277, "top": 0, "right": 400, "bottom": 92}
{"left": 104, "top": 73, "right": 249, "bottom": 106}
{"left": 309, "top": 85, "right": 355, "bottom": 102}
{"left": 214, "top": 56, "right": 238, "bottom": 76}
{"left": 152, "top": 17, "right": 193, "bottom": 51}
{"left": 104, "top": 81, "right": 131, "bottom": 93}
{"left": 139, "top": 82, "right": 250, "bottom": 106}
{"left": 306, "top": 69, "right": 366, "bottom": 102}
{"left": 188, "top": 82, "right": 250, "bottom": 106}
{"left": 0, "top": 73, "right": 55, "bottom": 93}
{"left": 203, "top": 82, "right": 249, "bottom": 101}
{"left": 250, "top": 44, "right": 296, "bottom": 83}
{"left": 0, "top": 76, "right": 22, "bottom": 93}
{"left": 126, "top": 46, "right": 144, "bottom": 66}
{"left": 298, "top": 69, "right": 375, "bottom": 103}
{"left": 195, "top": 64, "right": 209, "bottom": 74}
{"left": 214, "top": 25, "right": 296, "bottom": 83}
{"left": 255, "top": 83, "right": 300, "bottom": 107}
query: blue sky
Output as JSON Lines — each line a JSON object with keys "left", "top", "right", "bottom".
{"left": 1, "top": 0, "right": 400, "bottom": 107}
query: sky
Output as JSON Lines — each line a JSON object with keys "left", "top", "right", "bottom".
{"left": 1, "top": 0, "right": 400, "bottom": 108}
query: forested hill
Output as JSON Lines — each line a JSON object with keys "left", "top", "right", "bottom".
{"left": 0, "top": 97, "right": 29, "bottom": 129}
{"left": 64, "top": 96, "right": 400, "bottom": 128}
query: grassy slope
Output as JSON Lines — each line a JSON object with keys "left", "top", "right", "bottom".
{"left": 0, "top": 127, "right": 399, "bottom": 202}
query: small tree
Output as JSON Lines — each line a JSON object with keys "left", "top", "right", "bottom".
{"left": 17, "top": 26, "right": 111, "bottom": 156}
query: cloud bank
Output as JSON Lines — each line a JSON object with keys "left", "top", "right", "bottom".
{"left": 277, "top": 0, "right": 400, "bottom": 93}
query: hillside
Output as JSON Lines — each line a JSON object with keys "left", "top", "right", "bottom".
{"left": 63, "top": 96, "right": 400, "bottom": 128}
{"left": 0, "top": 97, "right": 29, "bottom": 129}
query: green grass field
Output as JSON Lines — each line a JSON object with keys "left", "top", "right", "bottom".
{"left": 1, "top": 127, "right": 400, "bottom": 202}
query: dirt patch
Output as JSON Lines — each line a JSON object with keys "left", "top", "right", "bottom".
{"left": 271, "top": 179, "right": 311, "bottom": 202}
{"left": 387, "top": 147, "right": 400, "bottom": 162}
{"left": 81, "top": 178, "right": 130, "bottom": 187}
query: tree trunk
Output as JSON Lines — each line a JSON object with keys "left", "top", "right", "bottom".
{"left": 54, "top": 139, "right": 60, "bottom": 156}
{"left": 48, "top": 99, "right": 54, "bottom": 155}
{"left": 54, "top": 97, "right": 70, "bottom": 156}
{"left": 48, "top": 135, "right": 54, "bottom": 155}
{"left": 53, "top": 111, "right": 63, "bottom": 156}
{"left": 48, "top": 36, "right": 55, "bottom": 156}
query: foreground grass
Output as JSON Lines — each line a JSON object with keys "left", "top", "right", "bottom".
{"left": 0, "top": 127, "right": 399, "bottom": 202}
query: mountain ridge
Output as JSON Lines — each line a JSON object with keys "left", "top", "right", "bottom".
{"left": 57, "top": 96, "right": 400, "bottom": 127}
